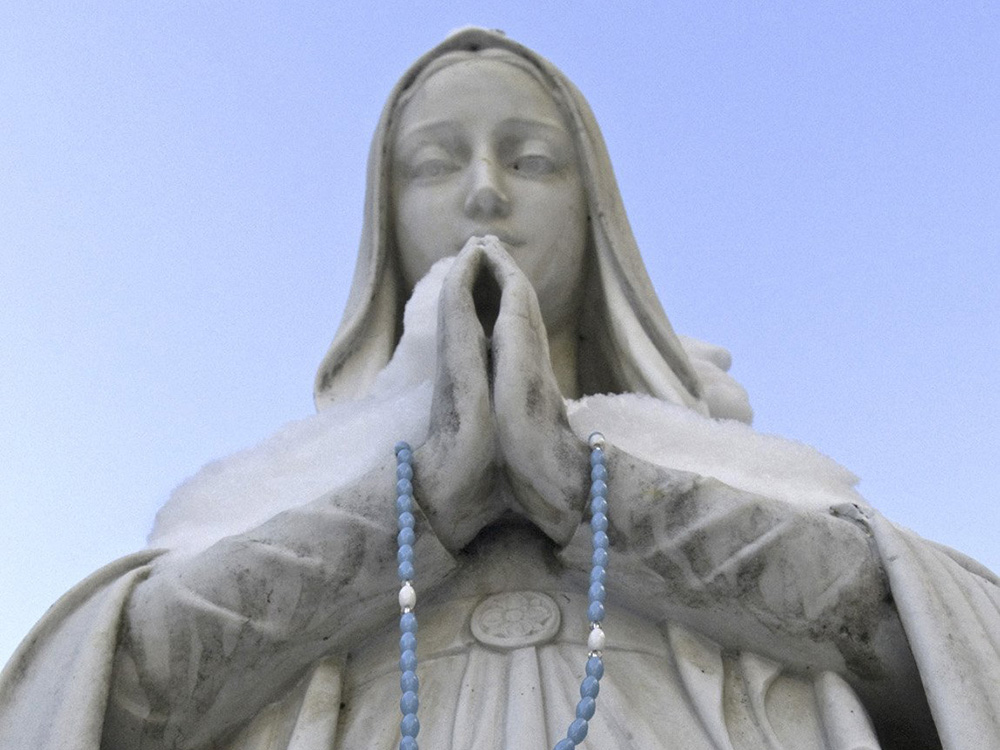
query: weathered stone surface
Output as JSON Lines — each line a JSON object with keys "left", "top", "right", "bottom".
{"left": 2, "top": 27, "right": 998, "bottom": 750}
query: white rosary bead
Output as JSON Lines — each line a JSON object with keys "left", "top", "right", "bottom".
{"left": 587, "top": 624, "right": 606, "bottom": 653}
{"left": 399, "top": 582, "right": 416, "bottom": 611}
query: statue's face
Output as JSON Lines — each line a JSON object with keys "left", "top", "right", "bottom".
{"left": 391, "top": 57, "right": 588, "bottom": 332}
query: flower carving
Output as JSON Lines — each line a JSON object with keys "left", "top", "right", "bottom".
{"left": 471, "top": 591, "right": 561, "bottom": 648}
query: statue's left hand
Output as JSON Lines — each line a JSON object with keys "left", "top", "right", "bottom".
{"left": 474, "top": 238, "right": 590, "bottom": 544}
{"left": 412, "top": 238, "right": 507, "bottom": 552}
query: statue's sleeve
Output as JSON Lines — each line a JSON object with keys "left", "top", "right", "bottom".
{"left": 577, "top": 467, "right": 899, "bottom": 673}
{"left": 0, "top": 550, "right": 160, "bottom": 750}
{"left": 559, "top": 462, "right": 951, "bottom": 740}
{"left": 867, "top": 513, "right": 1000, "bottom": 749}
{"left": 103, "top": 468, "right": 457, "bottom": 750}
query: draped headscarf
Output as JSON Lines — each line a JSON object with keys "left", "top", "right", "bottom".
{"left": 314, "top": 28, "right": 751, "bottom": 422}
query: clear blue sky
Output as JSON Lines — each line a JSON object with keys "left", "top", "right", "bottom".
{"left": 2, "top": 3, "right": 997, "bottom": 665}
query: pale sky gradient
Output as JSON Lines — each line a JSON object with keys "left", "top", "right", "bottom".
{"left": 1, "top": 3, "right": 997, "bottom": 665}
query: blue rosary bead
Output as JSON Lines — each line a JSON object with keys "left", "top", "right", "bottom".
{"left": 590, "top": 496, "right": 608, "bottom": 516}
{"left": 400, "top": 631, "right": 417, "bottom": 653}
{"left": 399, "top": 649, "right": 417, "bottom": 673}
{"left": 592, "top": 547, "right": 609, "bottom": 568}
{"left": 587, "top": 601, "right": 605, "bottom": 623}
{"left": 398, "top": 511, "right": 415, "bottom": 530}
{"left": 593, "top": 531, "right": 609, "bottom": 550}
{"left": 397, "top": 544, "right": 414, "bottom": 564}
{"left": 394, "top": 441, "right": 411, "bottom": 456}
{"left": 580, "top": 676, "right": 600, "bottom": 699}
{"left": 590, "top": 464, "right": 607, "bottom": 482}
{"left": 397, "top": 527, "right": 415, "bottom": 547}
{"left": 396, "top": 478, "right": 413, "bottom": 497}
{"left": 567, "top": 718, "right": 589, "bottom": 743}
{"left": 586, "top": 655, "right": 604, "bottom": 680}
{"left": 400, "top": 690, "right": 419, "bottom": 715}
{"left": 590, "top": 511, "right": 608, "bottom": 532}
{"left": 589, "top": 447, "right": 604, "bottom": 467}
{"left": 400, "top": 611, "right": 417, "bottom": 634}
{"left": 588, "top": 580, "right": 606, "bottom": 603}
{"left": 396, "top": 462, "right": 413, "bottom": 480}
{"left": 400, "top": 713, "right": 420, "bottom": 738}
{"left": 398, "top": 561, "right": 415, "bottom": 581}
{"left": 400, "top": 670, "right": 419, "bottom": 693}
{"left": 589, "top": 479, "right": 607, "bottom": 498}
{"left": 589, "top": 565, "right": 606, "bottom": 585}
{"left": 399, "top": 737, "right": 418, "bottom": 750}
{"left": 576, "top": 696, "right": 596, "bottom": 720}
{"left": 553, "top": 739, "right": 575, "bottom": 750}
{"left": 396, "top": 494, "right": 413, "bottom": 515}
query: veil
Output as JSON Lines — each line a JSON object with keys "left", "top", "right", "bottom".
{"left": 314, "top": 27, "right": 751, "bottom": 423}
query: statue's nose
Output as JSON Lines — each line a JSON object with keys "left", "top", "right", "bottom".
{"left": 463, "top": 159, "right": 510, "bottom": 219}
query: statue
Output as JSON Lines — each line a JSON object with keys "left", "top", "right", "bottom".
{"left": 2, "top": 27, "right": 998, "bottom": 750}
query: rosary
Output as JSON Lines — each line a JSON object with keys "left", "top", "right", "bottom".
{"left": 392, "top": 432, "right": 609, "bottom": 750}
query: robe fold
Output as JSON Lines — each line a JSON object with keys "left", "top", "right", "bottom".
{"left": 2, "top": 510, "right": 998, "bottom": 749}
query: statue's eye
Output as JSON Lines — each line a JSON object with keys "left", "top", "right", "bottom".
{"left": 410, "top": 158, "right": 457, "bottom": 180}
{"left": 511, "top": 154, "right": 555, "bottom": 176}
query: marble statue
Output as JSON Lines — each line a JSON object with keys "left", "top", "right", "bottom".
{"left": 2, "top": 27, "right": 999, "bottom": 750}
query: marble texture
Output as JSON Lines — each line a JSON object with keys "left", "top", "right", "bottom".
{"left": 2, "top": 27, "right": 999, "bottom": 750}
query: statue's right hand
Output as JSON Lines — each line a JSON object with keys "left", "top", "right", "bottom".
{"left": 412, "top": 239, "right": 504, "bottom": 551}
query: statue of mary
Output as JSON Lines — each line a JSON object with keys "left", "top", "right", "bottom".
{"left": 2, "top": 27, "right": 998, "bottom": 750}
